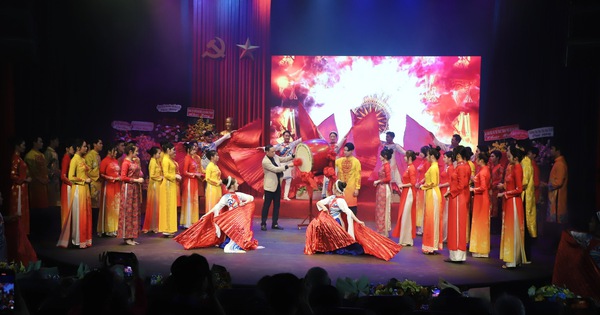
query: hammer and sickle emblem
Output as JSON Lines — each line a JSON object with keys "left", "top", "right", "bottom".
{"left": 202, "top": 37, "right": 226, "bottom": 59}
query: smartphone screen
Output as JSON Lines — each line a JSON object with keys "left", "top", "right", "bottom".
{"left": 0, "top": 270, "right": 16, "bottom": 311}
{"left": 123, "top": 265, "right": 133, "bottom": 279}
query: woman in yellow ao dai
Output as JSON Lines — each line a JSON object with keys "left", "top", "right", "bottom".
{"left": 159, "top": 143, "right": 181, "bottom": 236}
{"left": 204, "top": 150, "right": 222, "bottom": 214}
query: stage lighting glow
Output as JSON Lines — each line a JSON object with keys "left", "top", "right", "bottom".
{"left": 270, "top": 56, "right": 481, "bottom": 150}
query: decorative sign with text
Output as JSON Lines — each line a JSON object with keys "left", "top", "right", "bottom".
{"left": 131, "top": 121, "right": 155, "bottom": 132}
{"left": 187, "top": 107, "right": 214, "bottom": 119}
{"left": 528, "top": 127, "right": 554, "bottom": 139}
{"left": 111, "top": 120, "right": 132, "bottom": 131}
{"left": 509, "top": 129, "right": 529, "bottom": 140}
{"left": 156, "top": 104, "right": 182, "bottom": 113}
{"left": 483, "top": 124, "right": 519, "bottom": 141}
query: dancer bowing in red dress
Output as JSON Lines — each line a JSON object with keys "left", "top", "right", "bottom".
{"left": 174, "top": 176, "right": 260, "bottom": 253}
{"left": 305, "top": 180, "right": 402, "bottom": 261}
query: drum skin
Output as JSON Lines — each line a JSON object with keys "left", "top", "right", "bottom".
{"left": 294, "top": 139, "right": 331, "bottom": 176}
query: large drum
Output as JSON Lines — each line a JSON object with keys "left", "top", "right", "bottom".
{"left": 294, "top": 139, "right": 332, "bottom": 176}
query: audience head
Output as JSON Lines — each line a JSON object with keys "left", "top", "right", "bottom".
{"left": 303, "top": 267, "right": 331, "bottom": 292}
{"left": 259, "top": 273, "right": 303, "bottom": 315}
{"left": 492, "top": 294, "right": 525, "bottom": 315}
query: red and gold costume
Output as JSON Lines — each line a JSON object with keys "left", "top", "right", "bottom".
{"left": 392, "top": 164, "right": 417, "bottom": 245}
{"left": 174, "top": 192, "right": 259, "bottom": 251}
{"left": 335, "top": 156, "right": 361, "bottom": 208}
{"left": 143, "top": 156, "right": 162, "bottom": 233}
{"left": 374, "top": 162, "right": 391, "bottom": 236}
{"left": 489, "top": 161, "right": 504, "bottom": 218}
{"left": 118, "top": 158, "right": 142, "bottom": 239}
{"left": 10, "top": 153, "right": 30, "bottom": 234}
{"left": 97, "top": 155, "right": 121, "bottom": 236}
{"left": 305, "top": 196, "right": 401, "bottom": 261}
{"left": 500, "top": 163, "right": 526, "bottom": 267}
{"left": 520, "top": 156, "right": 537, "bottom": 238}
{"left": 447, "top": 160, "right": 470, "bottom": 262}
{"left": 57, "top": 153, "right": 92, "bottom": 248}
{"left": 548, "top": 155, "right": 568, "bottom": 223}
{"left": 7, "top": 152, "right": 38, "bottom": 264}
{"left": 421, "top": 161, "right": 443, "bottom": 253}
{"left": 180, "top": 154, "right": 201, "bottom": 228}
{"left": 84, "top": 149, "right": 102, "bottom": 208}
{"left": 24, "top": 149, "right": 48, "bottom": 209}
{"left": 469, "top": 165, "right": 491, "bottom": 256}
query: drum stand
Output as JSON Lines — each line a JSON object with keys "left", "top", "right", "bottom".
{"left": 297, "top": 194, "right": 314, "bottom": 229}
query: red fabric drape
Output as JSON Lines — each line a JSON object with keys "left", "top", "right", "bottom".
{"left": 192, "top": 0, "right": 270, "bottom": 133}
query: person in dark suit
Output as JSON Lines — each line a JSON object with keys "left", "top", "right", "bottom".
{"left": 261, "top": 144, "right": 294, "bottom": 231}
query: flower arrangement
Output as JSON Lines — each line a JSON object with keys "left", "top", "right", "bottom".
{"left": 184, "top": 118, "right": 215, "bottom": 141}
{"left": 371, "top": 278, "right": 432, "bottom": 305}
{"left": 336, "top": 277, "right": 431, "bottom": 305}
{"left": 153, "top": 118, "right": 184, "bottom": 143}
{"left": 134, "top": 134, "right": 160, "bottom": 163}
{"left": 528, "top": 284, "right": 577, "bottom": 303}
{"left": 0, "top": 261, "right": 26, "bottom": 274}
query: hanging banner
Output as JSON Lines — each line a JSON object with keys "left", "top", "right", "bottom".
{"left": 131, "top": 121, "right": 155, "bottom": 132}
{"left": 187, "top": 107, "right": 214, "bottom": 119}
{"left": 483, "top": 124, "right": 519, "bottom": 141}
{"left": 111, "top": 121, "right": 132, "bottom": 131}
{"left": 528, "top": 127, "right": 554, "bottom": 139}
{"left": 156, "top": 104, "right": 182, "bottom": 112}
{"left": 510, "top": 129, "right": 529, "bottom": 140}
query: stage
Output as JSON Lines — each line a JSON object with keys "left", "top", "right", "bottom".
{"left": 28, "top": 199, "right": 556, "bottom": 291}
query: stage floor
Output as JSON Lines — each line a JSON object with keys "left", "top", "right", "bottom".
{"left": 29, "top": 203, "right": 557, "bottom": 290}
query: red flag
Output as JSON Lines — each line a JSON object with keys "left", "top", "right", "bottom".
{"left": 403, "top": 115, "right": 435, "bottom": 153}
{"left": 297, "top": 103, "right": 321, "bottom": 141}
{"left": 317, "top": 114, "right": 338, "bottom": 141}
{"left": 347, "top": 111, "right": 381, "bottom": 183}
{"left": 218, "top": 119, "right": 263, "bottom": 186}
{"left": 230, "top": 148, "right": 266, "bottom": 193}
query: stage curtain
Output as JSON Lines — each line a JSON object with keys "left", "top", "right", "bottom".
{"left": 192, "top": 0, "right": 270, "bottom": 134}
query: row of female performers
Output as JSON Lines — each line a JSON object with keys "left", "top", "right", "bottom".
{"left": 56, "top": 140, "right": 225, "bottom": 248}
{"left": 58, "top": 139, "right": 395, "bottom": 261}
{"left": 378, "top": 145, "right": 526, "bottom": 268}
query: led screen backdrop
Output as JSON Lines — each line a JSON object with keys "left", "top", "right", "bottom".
{"left": 270, "top": 56, "right": 481, "bottom": 151}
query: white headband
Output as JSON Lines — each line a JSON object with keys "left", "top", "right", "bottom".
{"left": 226, "top": 176, "right": 232, "bottom": 188}
{"left": 334, "top": 180, "right": 343, "bottom": 194}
